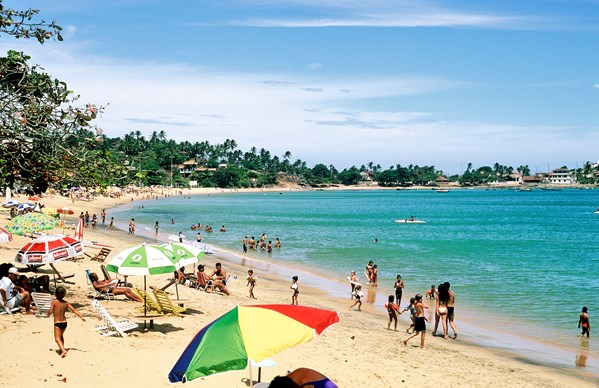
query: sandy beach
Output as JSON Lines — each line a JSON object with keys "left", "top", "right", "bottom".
{"left": 0, "top": 188, "right": 595, "bottom": 387}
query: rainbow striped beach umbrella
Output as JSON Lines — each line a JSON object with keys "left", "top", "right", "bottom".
{"left": 168, "top": 304, "right": 339, "bottom": 383}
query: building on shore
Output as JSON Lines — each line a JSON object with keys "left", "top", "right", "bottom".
{"left": 547, "top": 167, "right": 574, "bottom": 184}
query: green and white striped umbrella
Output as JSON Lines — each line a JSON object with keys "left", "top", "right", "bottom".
{"left": 157, "top": 242, "right": 205, "bottom": 268}
{"left": 105, "top": 243, "right": 178, "bottom": 276}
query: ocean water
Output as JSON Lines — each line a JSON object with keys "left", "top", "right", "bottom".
{"left": 111, "top": 189, "right": 599, "bottom": 377}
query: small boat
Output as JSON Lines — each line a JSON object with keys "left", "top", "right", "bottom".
{"left": 395, "top": 219, "right": 426, "bottom": 224}
{"left": 435, "top": 189, "right": 449, "bottom": 193}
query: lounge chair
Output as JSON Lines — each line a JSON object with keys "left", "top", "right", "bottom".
{"left": 31, "top": 292, "right": 53, "bottom": 317}
{"left": 92, "top": 299, "right": 138, "bottom": 337}
{"left": 100, "top": 264, "right": 130, "bottom": 287}
{"left": 194, "top": 271, "right": 214, "bottom": 292}
{"left": 85, "top": 270, "right": 114, "bottom": 300}
{"left": 152, "top": 289, "right": 186, "bottom": 316}
{"left": 0, "top": 306, "right": 20, "bottom": 315}
{"left": 133, "top": 287, "right": 163, "bottom": 315}
{"left": 49, "top": 263, "right": 75, "bottom": 284}
{"left": 85, "top": 247, "right": 111, "bottom": 262}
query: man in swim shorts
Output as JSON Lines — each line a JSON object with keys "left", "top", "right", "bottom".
{"left": 446, "top": 281, "right": 458, "bottom": 339}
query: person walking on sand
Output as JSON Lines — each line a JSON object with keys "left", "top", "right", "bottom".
{"left": 154, "top": 221, "right": 159, "bottom": 238}
{"left": 247, "top": 269, "right": 257, "bottom": 299}
{"left": 101, "top": 209, "right": 106, "bottom": 224}
{"left": 402, "top": 297, "right": 416, "bottom": 334}
{"left": 394, "top": 275, "right": 404, "bottom": 307}
{"left": 47, "top": 287, "right": 85, "bottom": 358}
{"left": 385, "top": 295, "right": 399, "bottom": 331}
{"left": 107, "top": 217, "right": 114, "bottom": 230}
{"left": 178, "top": 231, "right": 184, "bottom": 243}
{"left": 433, "top": 283, "right": 449, "bottom": 338}
{"left": 403, "top": 294, "right": 429, "bottom": 348}
{"left": 290, "top": 276, "right": 299, "bottom": 305}
{"left": 579, "top": 306, "right": 591, "bottom": 338}
{"left": 348, "top": 285, "right": 364, "bottom": 311}
{"left": 446, "top": 282, "right": 458, "bottom": 339}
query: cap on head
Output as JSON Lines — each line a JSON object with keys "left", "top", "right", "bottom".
{"left": 8, "top": 267, "right": 18, "bottom": 275}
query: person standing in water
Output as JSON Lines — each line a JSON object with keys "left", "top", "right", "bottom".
{"left": 579, "top": 306, "right": 591, "bottom": 338}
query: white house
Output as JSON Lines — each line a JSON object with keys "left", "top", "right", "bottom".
{"left": 547, "top": 167, "right": 574, "bottom": 184}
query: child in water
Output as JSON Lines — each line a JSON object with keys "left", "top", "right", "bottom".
{"left": 385, "top": 295, "right": 399, "bottom": 331}
{"left": 579, "top": 306, "right": 591, "bottom": 338}
{"left": 290, "top": 276, "right": 299, "bottom": 305}
{"left": 247, "top": 269, "right": 257, "bottom": 299}
{"left": 47, "top": 287, "right": 85, "bottom": 358}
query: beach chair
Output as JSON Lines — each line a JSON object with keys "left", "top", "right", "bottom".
{"left": 86, "top": 247, "right": 111, "bottom": 262}
{"left": 31, "top": 292, "right": 53, "bottom": 317}
{"left": 92, "top": 299, "right": 138, "bottom": 338}
{"left": 152, "top": 289, "right": 186, "bottom": 316}
{"left": 0, "top": 306, "right": 20, "bottom": 315}
{"left": 85, "top": 270, "right": 114, "bottom": 300}
{"left": 195, "top": 271, "right": 214, "bottom": 292}
{"left": 49, "top": 263, "right": 75, "bottom": 284}
{"left": 133, "top": 287, "right": 163, "bottom": 315}
{"left": 101, "top": 264, "right": 130, "bottom": 287}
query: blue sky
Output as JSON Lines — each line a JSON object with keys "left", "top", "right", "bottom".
{"left": 3, "top": 0, "right": 599, "bottom": 174}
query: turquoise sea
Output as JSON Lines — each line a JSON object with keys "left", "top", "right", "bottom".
{"left": 112, "top": 189, "right": 599, "bottom": 379}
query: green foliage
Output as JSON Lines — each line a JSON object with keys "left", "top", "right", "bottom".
{"left": 0, "top": 50, "right": 110, "bottom": 192}
{"left": 338, "top": 166, "right": 361, "bottom": 185}
{"left": 0, "top": 2, "right": 63, "bottom": 43}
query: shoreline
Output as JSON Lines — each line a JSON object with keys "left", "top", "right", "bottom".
{"left": 0, "top": 188, "right": 596, "bottom": 387}
{"left": 111, "top": 189, "right": 599, "bottom": 383}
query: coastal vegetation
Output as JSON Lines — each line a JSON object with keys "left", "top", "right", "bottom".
{"left": 1, "top": 2, "right": 598, "bottom": 193}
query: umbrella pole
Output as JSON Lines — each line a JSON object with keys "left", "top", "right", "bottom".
{"left": 175, "top": 282, "right": 179, "bottom": 300}
{"left": 249, "top": 360, "right": 254, "bottom": 387}
{"left": 144, "top": 276, "right": 147, "bottom": 317}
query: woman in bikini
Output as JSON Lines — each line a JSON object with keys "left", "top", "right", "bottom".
{"left": 433, "top": 283, "right": 449, "bottom": 338}
{"left": 90, "top": 273, "right": 143, "bottom": 302}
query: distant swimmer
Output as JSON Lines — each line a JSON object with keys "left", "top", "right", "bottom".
{"left": 409, "top": 215, "right": 415, "bottom": 222}
{"left": 220, "top": 225, "right": 226, "bottom": 232}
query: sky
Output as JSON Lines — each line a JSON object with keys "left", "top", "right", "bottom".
{"left": 2, "top": 0, "right": 599, "bottom": 174}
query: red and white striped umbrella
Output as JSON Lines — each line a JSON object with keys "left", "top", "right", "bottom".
{"left": 0, "top": 227, "right": 13, "bottom": 244}
{"left": 57, "top": 207, "right": 75, "bottom": 215}
{"left": 15, "top": 234, "right": 84, "bottom": 264}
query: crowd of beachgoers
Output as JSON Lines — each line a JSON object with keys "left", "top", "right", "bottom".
{"left": 0, "top": 186, "right": 595, "bottom": 387}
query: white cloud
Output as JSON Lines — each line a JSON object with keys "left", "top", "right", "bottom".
{"left": 230, "top": 0, "right": 536, "bottom": 29}
{"left": 2, "top": 40, "right": 596, "bottom": 172}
